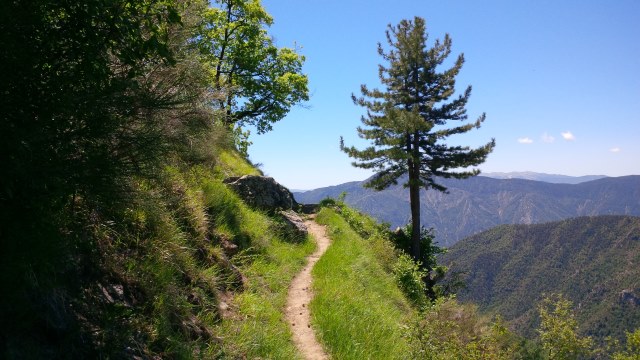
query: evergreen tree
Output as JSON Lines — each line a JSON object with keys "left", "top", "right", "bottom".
{"left": 341, "top": 17, "right": 495, "bottom": 262}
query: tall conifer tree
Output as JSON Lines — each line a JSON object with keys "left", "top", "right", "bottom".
{"left": 341, "top": 17, "right": 495, "bottom": 262}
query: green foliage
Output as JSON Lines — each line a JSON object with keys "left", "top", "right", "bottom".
{"left": 341, "top": 16, "right": 494, "bottom": 261}
{"left": 341, "top": 15, "right": 495, "bottom": 192}
{"left": 0, "top": 0, "right": 306, "bottom": 356}
{"left": 197, "top": 0, "right": 309, "bottom": 134}
{"left": 0, "top": 0, "right": 217, "bottom": 356}
{"left": 612, "top": 329, "right": 640, "bottom": 360}
{"left": 392, "top": 224, "right": 449, "bottom": 300}
{"left": 393, "top": 253, "right": 429, "bottom": 308}
{"left": 407, "top": 298, "right": 516, "bottom": 360}
{"left": 312, "top": 208, "right": 414, "bottom": 359}
{"left": 442, "top": 216, "right": 640, "bottom": 347}
{"left": 537, "top": 294, "right": 594, "bottom": 360}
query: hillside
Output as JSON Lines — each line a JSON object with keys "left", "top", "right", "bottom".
{"left": 441, "top": 215, "right": 640, "bottom": 344}
{"left": 294, "top": 175, "right": 640, "bottom": 246}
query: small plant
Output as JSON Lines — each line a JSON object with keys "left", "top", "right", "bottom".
{"left": 392, "top": 225, "right": 448, "bottom": 301}
{"left": 393, "top": 253, "right": 428, "bottom": 308}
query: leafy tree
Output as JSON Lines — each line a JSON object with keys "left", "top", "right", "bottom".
{"left": 0, "top": 0, "right": 213, "bottom": 354}
{"left": 612, "top": 329, "right": 640, "bottom": 360}
{"left": 538, "top": 295, "right": 594, "bottom": 359}
{"left": 341, "top": 16, "right": 495, "bottom": 262}
{"left": 197, "top": 0, "right": 309, "bottom": 135}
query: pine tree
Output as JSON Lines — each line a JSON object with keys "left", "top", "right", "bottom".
{"left": 341, "top": 16, "right": 495, "bottom": 262}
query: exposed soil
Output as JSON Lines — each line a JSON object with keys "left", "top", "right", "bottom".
{"left": 285, "top": 217, "right": 331, "bottom": 360}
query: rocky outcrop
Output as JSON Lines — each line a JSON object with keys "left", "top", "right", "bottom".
{"left": 224, "top": 175, "right": 298, "bottom": 212}
{"left": 224, "top": 175, "right": 308, "bottom": 241}
{"left": 279, "top": 210, "right": 308, "bottom": 240}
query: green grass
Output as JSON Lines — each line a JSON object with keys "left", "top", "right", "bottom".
{"left": 311, "top": 207, "right": 415, "bottom": 359}
{"left": 193, "top": 171, "right": 315, "bottom": 358}
{"left": 215, "top": 150, "right": 262, "bottom": 178}
{"left": 217, "top": 236, "right": 315, "bottom": 359}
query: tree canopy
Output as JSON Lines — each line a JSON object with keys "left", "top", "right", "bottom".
{"left": 197, "top": 0, "right": 309, "bottom": 134}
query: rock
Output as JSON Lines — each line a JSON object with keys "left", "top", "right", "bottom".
{"left": 224, "top": 175, "right": 298, "bottom": 212}
{"left": 220, "top": 236, "right": 239, "bottom": 257}
{"left": 620, "top": 289, "right": 640, "bottom": 306}
{"left": 279, "top": 210, "right": 308, "bottom": 240}
{"left": 299, "top": 203, "right": 320, "bottom": 214}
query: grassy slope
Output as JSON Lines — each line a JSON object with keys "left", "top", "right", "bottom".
{"left": 312, "top": 207, "right": 415, "bottom": 359}
{"left": 0, "top": 139, "right": 319, "bottom": 358}
{"left": 191, "top": 151, "right": 316, "bottom": 359}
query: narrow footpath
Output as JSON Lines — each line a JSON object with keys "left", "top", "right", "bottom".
{"left": 285, "top": 217, "right": 331, "bottom": 360}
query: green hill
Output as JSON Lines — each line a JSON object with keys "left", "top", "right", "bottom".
{"left": 442, "top": 215, "right": 640, "bottom": 344}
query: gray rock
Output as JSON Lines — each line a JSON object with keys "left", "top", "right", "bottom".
{"left": 224, "top": 175, "right": 298, "bottom": 211}
{"left": 279, "top": 210, "right": 308, "bottom": 240}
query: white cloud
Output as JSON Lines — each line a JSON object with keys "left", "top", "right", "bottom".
{"left": 610, "top": 147, "right": 621, "bottom": 153}
{"left": 561, "top": 131, "right": 575, "bottom": 141}
{"left": 541, "top": 132, "right": 555, "bottom": 143}
{"left": 518, "top": 137, "right": 533, "bottom": 144}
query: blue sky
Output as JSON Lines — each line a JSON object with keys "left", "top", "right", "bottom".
{"left": 247, "top": 0, "right": 640, "bottom": 190}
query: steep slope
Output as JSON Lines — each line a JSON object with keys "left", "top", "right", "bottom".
{"left": 441, "top": 215, "right": 640, "bottom": 344}
{"left": 294, "top": 175, "right": 640, "bottom": 246}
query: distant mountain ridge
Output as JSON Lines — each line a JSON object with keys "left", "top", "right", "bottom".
{"left": 482, "top": 171, "right": 607, "bottom": 184}
{"left": 441, "top": 215, "right": 640, "bottom": 344}
{"left": 294, "top": 175, "right": 640, "bottom": 246}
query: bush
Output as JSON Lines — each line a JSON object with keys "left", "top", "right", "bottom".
{"left": 393, "top": 253, "right": 429, "bottom": 308}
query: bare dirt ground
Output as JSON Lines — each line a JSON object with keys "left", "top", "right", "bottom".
{"left": 285, "top": 217, "right": 331, "bottom": 360}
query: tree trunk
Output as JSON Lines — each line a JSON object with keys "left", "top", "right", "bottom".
{"left": 409, "top": 175, "right": 421, "bottom": 260}
{"left": 408, "top": 132, "right": 421, "bottom": 261}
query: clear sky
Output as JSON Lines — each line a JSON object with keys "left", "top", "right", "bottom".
{"left": 247, "top": 0, "right": 640, "bottom": 190}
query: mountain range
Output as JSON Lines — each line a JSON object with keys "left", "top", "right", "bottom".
{"left": 441, "top": 215, "right": 640, "bottom": 344}
{"left": 294, "top": 174, "right": 640, "bottom": 246}
{"left": 481, "top": 171, "right": 607, "bottom": 184}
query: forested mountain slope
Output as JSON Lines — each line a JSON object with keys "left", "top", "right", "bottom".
{"left": 441, "top": 215, "right": 640, "bottom": 344}
{"left": 294, "top": 175, "right": 640, "bottom": 246}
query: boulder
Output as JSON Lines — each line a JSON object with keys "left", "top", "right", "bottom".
{"left": 224, "top": 175, "right": 298, "bottom": 211}
{"left": 279, "top": 210, "right": 308, "bottom": 240}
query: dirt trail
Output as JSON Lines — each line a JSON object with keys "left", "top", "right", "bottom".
{"left": 285, "top": 217, "right": 331, "bottom": 360}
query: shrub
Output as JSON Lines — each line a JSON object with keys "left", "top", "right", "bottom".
{"left": 393, "top": 253, "right": 429, "bottom": 308}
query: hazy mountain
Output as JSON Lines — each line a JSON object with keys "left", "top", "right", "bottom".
{"left": 441, "top": 215, "right": 640, "bottom": 344}
{"left": 294, "top": 175, "right": 640, "bottom": 246}
{"left": 482, "top": 171, "right": 607, "bottom": 184}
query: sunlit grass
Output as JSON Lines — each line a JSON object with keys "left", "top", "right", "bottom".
{"left": 215, "top": 150, "right": 261, "bottom": 178}
{"left": 216, "top": 231, "right": 315, "bottom": 359}
{"left": 311, "top": 208, "right": 415, "bottom": 359}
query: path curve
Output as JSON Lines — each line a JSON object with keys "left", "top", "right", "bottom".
{"left": 285, "top": 217, "right": 331, "bottom": 360}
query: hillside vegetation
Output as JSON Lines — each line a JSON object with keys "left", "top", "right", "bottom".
{"left": 312, "top": 207, "right": 415, "bottom": 358}
{"left": 3, "top": 0, "right": 639, "bottom": 358}
{"left": 443, "top": 215, "right": 640, "bottom": 345}
{"left": 0, "top": 0, "right": 313, "bottom": 356}
{"left": 295, "top": 175, "right": 640, "bottom": 246}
